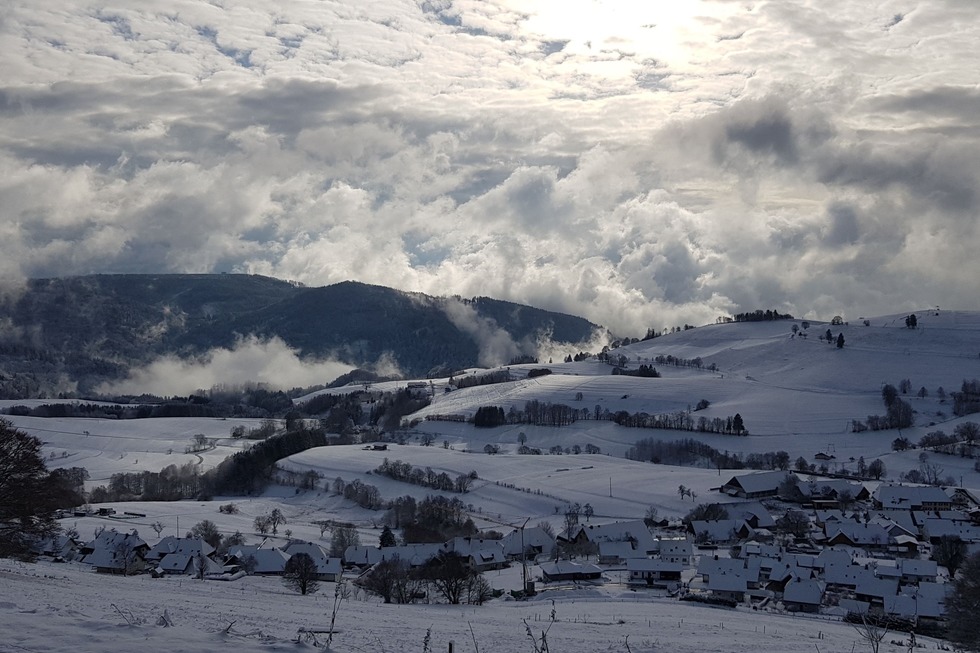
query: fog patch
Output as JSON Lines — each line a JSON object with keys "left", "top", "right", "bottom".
{"left": 441, "top": 299, "right": 522, "bottom": 367}
{"left": 97, "top": 335, "right": 354, "bottom": 396}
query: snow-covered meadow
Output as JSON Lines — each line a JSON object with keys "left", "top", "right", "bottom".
{"left": 0, "top": 555, "right": 907, "bottom": 653}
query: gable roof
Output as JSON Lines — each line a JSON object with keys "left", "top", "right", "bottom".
{"left": 875, "top": 484, "right": 953, "bottom": 509}
{"left": 783, "top": 579, "right": 825, "bottom": 605}
{"left": 82, "top": 530, "right": 148, "bottom": 570}
{"left": 500, "top": 526, "right": 555, "bottom": 557}
{"left": 722, "top": 471, "right": 791, "bottom": 495}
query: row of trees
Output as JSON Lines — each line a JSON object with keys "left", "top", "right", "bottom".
{"left": 626, "top": 437, "right": 789, "bottom": 471}
{"left": 613, "top": 409, "right": 746, "bottom": 435}
{"left": 611, "top": 364, "right": 661, "bottom": 378}
{"left": 373, "top": 458, "right": 477, "bottom": 494}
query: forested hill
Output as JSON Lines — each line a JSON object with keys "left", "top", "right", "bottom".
{"left": 0, "top": 274, "right": 602, "bottom": 397}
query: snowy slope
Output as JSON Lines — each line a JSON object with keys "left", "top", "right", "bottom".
{"left": 0, "top": 556, "right": 922, "bottom": 653}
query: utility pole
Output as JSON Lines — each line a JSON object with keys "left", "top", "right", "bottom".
{"left": 520, "top": 517, "right": 530, "bottom": 594}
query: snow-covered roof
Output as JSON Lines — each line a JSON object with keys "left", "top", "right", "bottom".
{"left": 783, "top": 579, "right": 825, "bottom": 605}
{"left": 875, "top": 485, "right": 953, "bottom": 509}
{"left": 722, "top": 471, "right": 790, "bottom": 495}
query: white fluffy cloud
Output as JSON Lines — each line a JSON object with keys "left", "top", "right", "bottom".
{"left": 98, "top": 336, "right": 354, "bottom": 396}
{"left": 2, "top": 1, "right": 979, "bottom": 335}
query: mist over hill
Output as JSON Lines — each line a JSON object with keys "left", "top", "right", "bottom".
{"left": 0, "top": 274, "right": 603, "bottom": 397}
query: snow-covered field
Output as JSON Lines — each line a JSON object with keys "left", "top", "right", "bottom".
{"left": 0, "top": 415, "right": 265, "bottom": 487}
{"left": 4, "top": 311, "right": 980, "bottom": 651}
{"left": 0, "top": 555, "right": 911, "bottom": 653}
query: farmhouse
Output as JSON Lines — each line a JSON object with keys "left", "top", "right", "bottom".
{"left": 441, "top": 537, "right": 507, "bottom": 571}
{"left": 720, "top": 471, "right": 791, "bottom": 499}
{"left": 500, "top": 526, "right": 555, "bottom": 561}
{"left": 657, "top": 538, "right": 694, "bottom": 566}
{"left": 627, "top": 558, "right": 683, "bottom": 588}
{"left": 874, "top": 485, "right": 953, "bottom": 511}
{"left": 225, "top": 544, "right": 290, "bottom": 575}
{"left": 156, "top": 538, "right": 222, "bottom": 576}
{"left": 539, "top": 561, "right": 603, "bottom": 583}
{"left": 282, "top": 541, "right": 343, "bottom": 581}
{"left": 782, "top": 579, "right": 825, "bottom": 613}
{"left": 80, "top": 530, "right": 148, "bottom": 575}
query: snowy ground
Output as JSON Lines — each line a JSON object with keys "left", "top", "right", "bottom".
{"left": 0, "top": 556, "right": 925, "bottom": 653}
{"left": 4, "top": 311, "right": 979, "bottom": 651}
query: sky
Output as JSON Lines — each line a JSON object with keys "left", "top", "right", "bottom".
{"left": 1, "top": 1, "right": 979, "bottom": 336}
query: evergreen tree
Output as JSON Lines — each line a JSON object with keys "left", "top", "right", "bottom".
{"left": 732, "top": 413, "right": 745, "bottom": 435}
{"left": 379, "top": 524, "right": 397, "bottom": 548}
{"left": 0, "top": 420, "right": 70, "bottom": 559}
{"left": 945, "top": 550, "right": 980, "bottom": 651}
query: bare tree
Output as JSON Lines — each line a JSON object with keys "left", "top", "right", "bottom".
{"left": 360, "top": 555, "right": 420, "bottom": 604}
{"left": 268, "top": 509, "right": 286, "bottom": 535}
{"left": 282, "top": 553, "right": 320, "bottom": 595}
{"left": 329, "top": 525, "right": 360, "bottom": 558}
{"left": 852, "top": 615, "right": 887, "bottom": 653}
{"left": 422, "top": 551, "right": 474, "bottom": 605}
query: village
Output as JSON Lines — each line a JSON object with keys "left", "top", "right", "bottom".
{"left": 32, "top": 466, "right": 974, "bottom": 638}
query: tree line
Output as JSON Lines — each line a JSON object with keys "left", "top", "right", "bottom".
{"left": 626, "top": 437, "right": 788, "bottom": 471}
{"left": 613, "top": 409, "right": 746, "bottom": 435}
{"left": 373, "top": 458, "right": 477, "bottom": 494}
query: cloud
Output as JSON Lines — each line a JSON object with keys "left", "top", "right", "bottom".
{"left": 97, "top": 336, "right": 354, "bottom": 397}
{"left": 0, "top": 0, "right": 978, "bottom": 340}
{"left": 441, "top": 298, "right": 522, "bottom": 367}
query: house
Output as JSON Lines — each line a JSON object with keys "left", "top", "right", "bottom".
{"left": 921, "top": 518, "right": 980, "bottom": 544}
{"left": 657, "top": 538, "right": 694, "bottom": 566}
{"left": 854, "top": 575, "right": 899, "bottom": 610}
{"left": 343, "top": 545, "right": 383, "bottom": 568}
{"left": 874, "top": 485, "right": 954, "bottom": 511}
{"left": 796, "top": 480, "right": 870, "bottom": 506}
{"left": 442, "top": 537, "right": 507, "bottom": 571}
{"left": 729, "top": 502, "right": 777, "bottom": 529}
{"left": 782, "top": 579, "right": 825, "bottom": 613}
{"left": 81, "top": 530, "right": 148, "bottom": 575}
{"left": 539, "top": 561, "right": 603, "bottom": 583}
{"left": 283, "top": 541, "right": 343, "bottom": 581}
{"left": 720, "top": 471, "right": 791, "bottom": 499}
{"left": 824, "top": 522, "right": 891, "bottom": 549}
{"left": 705, "top": 569, "right": 748, "bottom": 602}
{"left": 226, "top": 545, "right": 290, "bottom": 575}
{"left": 148, "top": 536, "right": 215, "bottom": 563}
{"left": 156, "top": 538, "right": 220, "bottom": 576}
{"left": 500, "top": 526, "right": 555, "bottom": 561}
{"left": 873, "top": 558, "right": 937, "bottom": 585}
{"left": 573, "top": 520, "right": 657, "bottom": 555}
{"left": 627, "top": 558, "right": 683, "bottom": 588}
{"left": 32, "top": 534, "right": 79, "bottom": 561}
{"left": 377, "top": 543, "right": 444, "bottom": 567}
{"left": 886, "top": 582, "right": 949, "bottom": 622}
{"left": 947, "top": 487, "right": 980, "bottom": 509}
{"left": 598, "top": 540, "right": 646, "bottom": 565}
{"left": 688, "top": 519, "right": 745, "bottom": 544}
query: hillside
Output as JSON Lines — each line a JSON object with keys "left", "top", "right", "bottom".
{"left": 0, "top": 274, "right": 601, "bottom": 396}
